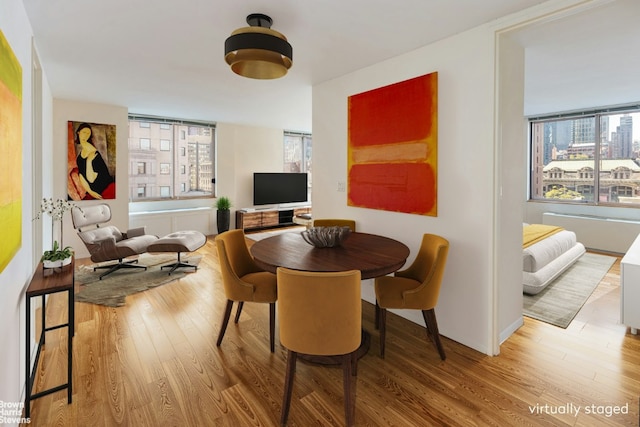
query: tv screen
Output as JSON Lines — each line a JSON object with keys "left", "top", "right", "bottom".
{"left": 253, "top": 173, "right": 308, "bottom": 206}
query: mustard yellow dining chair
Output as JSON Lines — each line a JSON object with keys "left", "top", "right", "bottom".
{"left": 374, "top": 234, "right": 449, "bottom": 360}
{"left": 312, "top": 218, "right": 357, "bottom": 232}
{"left": 277, "top": 267, "right": 362, "bottom": 427}
{"left": 215, "top": 229, "right": 278, "bottom": 352}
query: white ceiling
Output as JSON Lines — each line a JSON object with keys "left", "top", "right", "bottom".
{"left": 23, "top": 0, "right": 639, "bottom": 132}
{"left": 515, "top": 0, "right": 640, "bottom": 117}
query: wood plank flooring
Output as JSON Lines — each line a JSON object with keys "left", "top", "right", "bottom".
{"left": 22, "top": 238, "right": 640, "bottom": 426}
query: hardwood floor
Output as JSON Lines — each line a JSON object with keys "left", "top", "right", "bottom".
{"left": 23, "top": 239, "right": 640, "bottom": 426}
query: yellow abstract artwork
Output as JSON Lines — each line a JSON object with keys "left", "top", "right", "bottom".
{"left": 0, "top": 30, "right": 22, "bottom": 273}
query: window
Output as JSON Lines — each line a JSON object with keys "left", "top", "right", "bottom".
{"left": 529, "top": 105, "right": 640, "bottom": 206}
{"left": 128, "top": 115, "right": 216, "bottom": 201}
{"left": 284, "top": 131, "right": 312, "bottom": 198}
{"left": 284, "top": 132, "right": 312, "bottom": 173}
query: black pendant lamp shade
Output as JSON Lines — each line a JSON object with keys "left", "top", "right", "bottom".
{"left": 224, "top": 14, "right": 293, "bottom": 79}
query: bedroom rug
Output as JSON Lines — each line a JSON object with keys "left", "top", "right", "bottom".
{"left": 523, "top": 252, "right": 616, "bottom": 328}
{"left": 75, "top": 253, "right": 202, "bottom": 307}
{"left": 245, "top": 226, "right": 306, "bottom": 242}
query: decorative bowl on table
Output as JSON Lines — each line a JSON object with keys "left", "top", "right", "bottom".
{"left": 301, "top": 226, "right": 351, "bottom": 248}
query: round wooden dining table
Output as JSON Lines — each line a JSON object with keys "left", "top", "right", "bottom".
{"left": 250, "top": 230, "right": 410, "bottom": 364}
{"left": 250, "top": 231, "right": 410, "bottom": 280}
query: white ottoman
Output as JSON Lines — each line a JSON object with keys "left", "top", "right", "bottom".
{"left": 147, "top": 230, "right": 207, "bottom": 274}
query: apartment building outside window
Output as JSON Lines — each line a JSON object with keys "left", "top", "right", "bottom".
{"left": 128, "top": 115, "right": 216, "bottom": 201}
{"left": 529, "top": 105, "right": 640, "bottom": 206}
{"left": 284, "top": 131, "right": 312, "bottom": 198}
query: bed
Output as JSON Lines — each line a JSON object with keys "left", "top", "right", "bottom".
{"left": 522, "top": 223, "right": 586, "bottom": 295}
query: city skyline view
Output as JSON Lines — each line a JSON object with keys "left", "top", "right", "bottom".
{"left": 529, "top": 107, "right": 640, "bottom": 206}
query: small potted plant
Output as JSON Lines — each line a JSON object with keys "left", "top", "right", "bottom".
{"left": 34, "top": 197, "right": 77, "bottom": 244}
{"left": 215, "top": 196, "right": 232, "bottom": 234}
{"left": 42, "top": 240, "right": 74, "bottom": 268}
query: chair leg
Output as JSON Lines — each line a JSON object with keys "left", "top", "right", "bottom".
{"left": 281, "top": 350, "right": 297, "bottom": 426}
{"left": 379, "top": 308, "right": 387, "bottom": 358}
{"left": 374, "top": 300, "right": 380, "bottom": 330}
{"left": 269, "top": 302, "right": 276, "bottom": 353}
{"left": 342, "top": 352, "right": 356, "bottom": 427}
{"left": 160, "top": 252, "right": 197, "bottom": 275}
{"left": 234, "top": 301, "right": 244, "bottom": 323}
{"left": 94, "top": 258, "right": 147, "bottom": 280}
{"left": 351, "top": 347, "right": 358, "bottom": 377}
{"left": 422, "top": 309, "right": 446, "bottom": 360}
{"left": 216, "top": 300, "right": 234, "bottom": 347}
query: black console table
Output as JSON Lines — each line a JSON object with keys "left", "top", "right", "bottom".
{"left": 24, "top": 259, "right": 74, "bottom": 418}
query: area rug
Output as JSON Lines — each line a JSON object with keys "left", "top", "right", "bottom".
{"left": 245, "top": 226, "right": 306, "bottom": 241}
{"left": 75, "top": 253, "right": 202, "bottom": 307}
{"left": 523, "top": 252, "right": 616, "bottom": 328}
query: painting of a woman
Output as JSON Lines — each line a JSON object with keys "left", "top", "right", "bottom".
{"left": 67, "top": 121, "right": 116, "bottom": 200}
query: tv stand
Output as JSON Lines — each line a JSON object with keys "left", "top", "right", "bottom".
{"left": 236, "top": 206, "right": 311, "bottom": 232}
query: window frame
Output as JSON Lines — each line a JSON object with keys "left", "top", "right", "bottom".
{"left": 128, "top": 114, "right": 216, "bottom": 202}
{"left": 283, "top": 131, "right": 313, "bottom": 200}
{"left": 528, "top": 103, "right": 640, "bottom": 208}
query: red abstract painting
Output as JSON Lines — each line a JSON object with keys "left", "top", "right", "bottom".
{"left": 348, "top": 72, "right": 438, "bottom": 216}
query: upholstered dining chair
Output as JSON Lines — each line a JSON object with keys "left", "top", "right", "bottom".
{"left": 71, "top": 204, "right": 159, "bottom": 279}
{"left": 214, "top": 229, "right": 278, "bottom": 352}
{"left": 374, "top": 233, "right": 449, "bottom": 360}
{"left": 277, "top": 267, "right": 362, "bottom": 427}
{"left": 312, "top": 218, "right": 357, "bottom": 232}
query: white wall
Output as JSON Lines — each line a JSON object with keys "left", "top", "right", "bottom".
{"left": 312, "top": 0, "right": 600, "bottom": 355}
{"left": 313, "top": 26, "right": 498, "bottom": 354}
{"left": 216, "top": 123, "right": 285, "bottom": 222}
{"left": 525, "top": 201, "right": 640, "bottom": 253}
{"left": 53, "top": 100, "right": 130, "bottom": 259}
{"left": 129, "top": 208, "right": 215, "bottom": 237}
{"left": 495, "top": 30, "right": 527, "bottom": 345}
{"left": 0, "top": 0, "right": 38, "bottom": 416}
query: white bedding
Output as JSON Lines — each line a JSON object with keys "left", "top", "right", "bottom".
{"left": 522, "top": 226, "right": 586, "bottom": 295}
{"left": 523, "top": 230, "right": 576, "bottom": 273}
{"left": 523, "top": 242, "right": 585, "bottom": 295}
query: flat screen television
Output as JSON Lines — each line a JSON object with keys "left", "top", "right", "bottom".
{"left": 253, "top": 172, "right": 308, "bottom": 206}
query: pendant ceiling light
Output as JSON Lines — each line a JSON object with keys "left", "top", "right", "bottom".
{"left": 224, "top": 13, "right": 293, "bottom": 79}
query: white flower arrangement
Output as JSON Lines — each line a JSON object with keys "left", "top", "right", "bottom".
{"left": 34, "top": 198, "right": 80, "bottom": 263}
{"left": 34, "top": 197, "right": 77, "bottom": 222}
